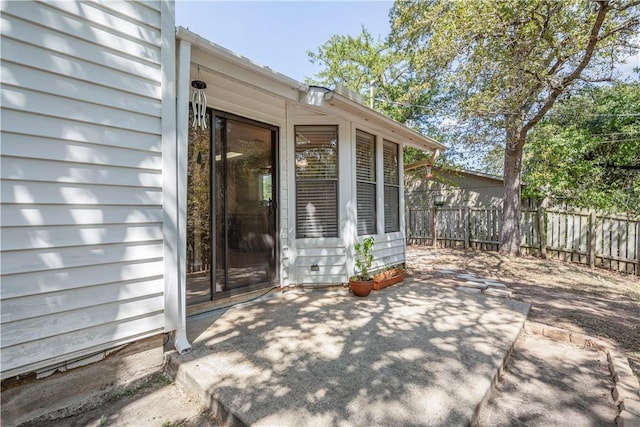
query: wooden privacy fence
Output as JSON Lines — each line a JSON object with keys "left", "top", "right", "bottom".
{"left": 406, "top": 207, "right": 640, "bottom": 276}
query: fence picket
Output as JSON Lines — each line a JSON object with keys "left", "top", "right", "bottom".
{"left": 407, "top": 206, "right": 639, "bottom": 275}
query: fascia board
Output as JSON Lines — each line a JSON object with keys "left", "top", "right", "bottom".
{"left": 176, "top": 27, "right": 308, "bottom": 94}
{"left": 325, "top": 92, "right": 446, "bottom": 152}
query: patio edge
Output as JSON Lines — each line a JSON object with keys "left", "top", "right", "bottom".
{"left": 498, "top": 320, "right": 640, "bottom": 427}
{"left": 165, "top": 351, "right": 248, "bottom": 427}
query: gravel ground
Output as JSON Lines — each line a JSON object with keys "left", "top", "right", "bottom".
{"left": 406, "top": 246, "right": 640, "bottom": 379}
{"left": 477, "top": 331, "right": 616, "bottom": 426}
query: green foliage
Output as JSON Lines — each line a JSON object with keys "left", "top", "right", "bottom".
{"left": 307, "top": 26, "right": 445, "bottom": 134}
{"left": 353, "top": 236, "right": 375, "bottom": 281}
{"left": 523, "top": 83, "right": 640, "bottom": 214}
{"left": 390, "top": 0, "right": 640, "bottom": 253}
{"left": 391, "top": 1, "right": 639, "bottom": 124}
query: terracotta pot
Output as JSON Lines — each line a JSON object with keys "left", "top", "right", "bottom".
{"left": 373, "top": 270, "right": 406, "bottom": 291}
{"left": 349, "top": 279, "right": 374, "bottom": 297}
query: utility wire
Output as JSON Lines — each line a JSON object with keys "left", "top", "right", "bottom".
{"left": 373, "top": 96, "right": 640, "bottom": 118}
{"left": 591, "top": 138, "right": 640, "bottom": 144}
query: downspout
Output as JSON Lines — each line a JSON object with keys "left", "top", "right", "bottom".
{"left": 172, "top": 35, "right": 192, "bottom": 354}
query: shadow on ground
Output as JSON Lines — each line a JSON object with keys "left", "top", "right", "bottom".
{"left": 477, "top": 332, "right": 616, "bottom": 426}
{"left": 173, "top": 281, "right": 529, "bottom": 426}
{"left": 408, "top": 246, "right": 640, "bottom": 379}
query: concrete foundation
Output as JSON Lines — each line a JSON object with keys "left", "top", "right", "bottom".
{"left": 1, "top": 335, "right": 164, "bottom": 426}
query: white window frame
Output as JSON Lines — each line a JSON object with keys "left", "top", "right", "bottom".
{"left": 355, "top": 129, "right": 377, "bottom": 236}
{"left": 383, "top": 139, "right": 400, "bottom": 233}
{"left": 294, "top": 125, "right": 339, "bottom": 238}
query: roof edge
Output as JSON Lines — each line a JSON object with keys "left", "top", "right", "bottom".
{"left": 327, "top": 91, "right": 446, "bottom": 152}
{"left": 176, "top": 27, "right": 445, "bottom": 153}
{"left": 176, "top": 26, "right": 309, "bottom": 93}
{"left": 405, "top": 163, "right": 505, "bottom": 182}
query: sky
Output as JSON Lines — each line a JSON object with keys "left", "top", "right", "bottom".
{"left": 176, "top": 1, "right": 639, "bottom": 89}
{"left": 175, "top": 1, "right": 394, "bottom": 83}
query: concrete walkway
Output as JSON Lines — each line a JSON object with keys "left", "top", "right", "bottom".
{"left": 167, "top": 280, "right": 530, "bottom": 427}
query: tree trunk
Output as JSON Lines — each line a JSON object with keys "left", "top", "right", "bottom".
{"left": 500, "top": 124, "right": 524, "bottom": 256}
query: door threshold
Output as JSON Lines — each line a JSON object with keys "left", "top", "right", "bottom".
{"left": 186, "top": 286, "right": 281, "bottom": 317}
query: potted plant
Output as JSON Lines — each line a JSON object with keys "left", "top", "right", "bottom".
{"left": 373, "top": 264, "right": 406, "bottom": 291}
{"left": 349, "top": 236, "right": 375, "bottom": 297}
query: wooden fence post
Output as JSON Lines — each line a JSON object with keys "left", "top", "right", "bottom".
{"left": 432, "top": 207, "right": 438, "bottom": 248}
{"left": 538, "top": 205, "right": 547, "bottom": 259}
{"left": 588, "top": 210, "right": 596, "bottom": 268}
{"left": 464, "top": 206, "right": 470, "bottom": 249}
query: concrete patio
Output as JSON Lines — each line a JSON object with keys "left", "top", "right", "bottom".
{"left": 167, "top": 279, "right": 530, "bottom": 426}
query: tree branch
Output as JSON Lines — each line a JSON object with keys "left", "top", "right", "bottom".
{"left": 617, "top": 0, "right": 640, "bottom": 12}
{"left": 521, "top": 2, "right": 611, "bottom": 139}
{"left": 599, "top": 17, "right": 640, "bottom": 40}
{"left": 577, "top": 76, "right": 614, "bottom": 83}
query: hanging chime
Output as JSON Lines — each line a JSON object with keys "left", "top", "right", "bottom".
{"left": 191, "top": 67, "right": 207, "bottom": 129}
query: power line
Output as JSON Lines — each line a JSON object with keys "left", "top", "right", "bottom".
{"left": 589, "top": 132, "right": 640, "bottom": 137}
{"left": 593, "top": 138, "right": 640, "bottom": 144}
{"left": 373, "top": 96, "right": 640, "bottom": 119}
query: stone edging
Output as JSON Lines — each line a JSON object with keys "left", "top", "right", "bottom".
{"left": 524, "top": 321, "right": 640, "bottom": 427}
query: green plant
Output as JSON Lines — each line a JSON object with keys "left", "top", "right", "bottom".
{"left": 386, "top": 264, "right": 405, "bottom": 272}
{"left": 352, "top": 236, "right": 375, "bottom": 281}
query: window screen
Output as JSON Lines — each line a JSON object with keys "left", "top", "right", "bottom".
{"left": 356, "top": 130, "right": 376, "bottom": 235}
{"left": 383, "top": 140, "right": 400, "bottom": 232}
{"left": 295, "top": 125, "right": 339, "bottom": 238}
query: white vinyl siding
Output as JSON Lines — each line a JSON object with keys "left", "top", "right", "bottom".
{"left": 0, "top": 0, "right": 169, "bottom": 379}
{"left": 295, "top": 125, "right": 339, "bottom": 238}
{"left": 384, "top": 140, "right": 400, "bottom": 233}
{"left": 294, "top": 245, "right": 348, "bottom": 285}
{"left": 371, "top": 233, "right": 406, "bottom": 271}
{"left": 356, "top": 130, "right": 376, "bottom": 236}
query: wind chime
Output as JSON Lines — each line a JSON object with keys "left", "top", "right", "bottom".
{"left": 191, "top": 67, "right": 207, "bottom": 129}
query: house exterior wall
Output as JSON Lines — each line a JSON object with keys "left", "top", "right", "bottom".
{"left": 289, "top": 104, "right": 408, "bottom": 284}
{"left": 0, "top": 0, "right": 173, "bottom": 379}
{"left": 405, "top": 170, "right": 505, "bottom": 209}
{"left": 183, "top": 40, "right": 296, "bottom": 289}
{"left": 179, "top": 43, "right": 419, "bottom": 288}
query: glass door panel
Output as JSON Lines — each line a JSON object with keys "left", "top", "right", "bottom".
{"left": 186, "top": 110, "right": 213, "bottom": 305}
{"left": 187, "top": 111, "right": 277, "bottom": 306}
{"left": 218, "top": 118, "right": 276, "bottom": 292}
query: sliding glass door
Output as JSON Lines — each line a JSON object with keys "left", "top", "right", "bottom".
{"left": 186, "top": 110, "right": 277, "bottom": 305}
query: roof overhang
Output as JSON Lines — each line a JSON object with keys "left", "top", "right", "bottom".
{"left": 307, "top": 87, "right": 445, "bottom": 153}
{"left": 176, "top": 28, "right": 445, "bottom": 154}
{"left": 176, "top": 27, "right": 308, "bottom": 99}
{"left": 405, "top": 163, "right": 506, "bottom": 183}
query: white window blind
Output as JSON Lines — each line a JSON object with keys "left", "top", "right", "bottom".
{"left": 295, "top": 125, "right": 339, "bottom": 238}
{"left": 383, "top": 140, "right": 400, "bottom": 232}
{"left": 356, "top": 130, "right": 376, "bottom": 235}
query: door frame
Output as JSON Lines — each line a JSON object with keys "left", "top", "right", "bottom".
{"left": 208, "top": 110, "right": 280, "bottom": 300}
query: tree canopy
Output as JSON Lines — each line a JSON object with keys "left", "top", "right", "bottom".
{"left": 307, "top": 0, "right": 640, "bottom": 255}
{"left": 523, "top": 82, "right": 640, "bottom": 214}
{"left": 306, "top": 27, "right": 445, "bottom": 165}
{"left": 391, "top": 0, "right": 640, "bottom": 254}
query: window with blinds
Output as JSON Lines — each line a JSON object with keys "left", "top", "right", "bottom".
{"left": 295, "top": 125, "right": 339, "bottom": 238}
{"left": 356, "top": 130, "right": 376, "bottom": 235}
{"left": 383, "top": 140, "right": 400, "bottom": 232}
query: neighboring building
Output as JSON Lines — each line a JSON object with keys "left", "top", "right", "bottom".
{"left": 405, "top": 164, "right": 506, "bottom": 208}
{"left": 0, "top": 0, "right": 444, "bottom": 409}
